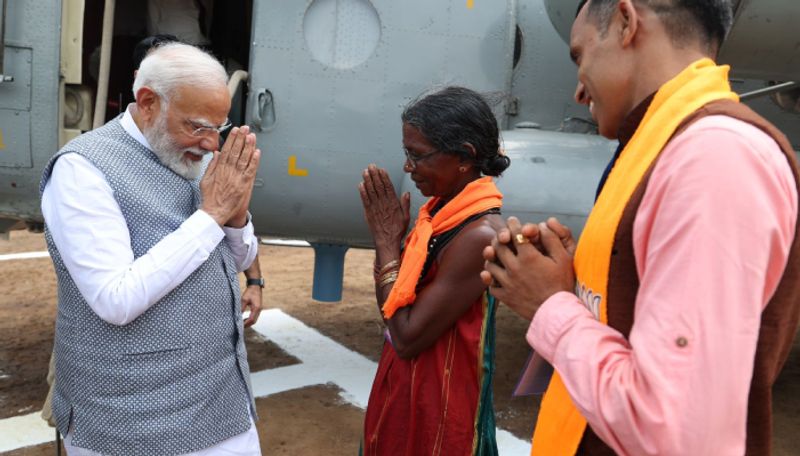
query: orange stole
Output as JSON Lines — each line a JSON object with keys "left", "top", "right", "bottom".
{"left": 530, "top": 59, "right": 739, "bottom": 455}
{"left": 382, "top": 176, "right": 502, "bottom": 319}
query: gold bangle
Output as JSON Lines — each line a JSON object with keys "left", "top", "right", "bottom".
{"left": 377, "top": 271, "right": 398, "bottom": 288}
{"left": 378, "top": 260, "right": 400, "bottom": 276}
{"left": 379, "top": 271, "right": 398, "bottom": 285}
{"left": 378, "top": 269, "right": 398, "bottom": 282}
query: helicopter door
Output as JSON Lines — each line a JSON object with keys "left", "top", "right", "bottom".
{"left": 246, "top": 0, "right": 517, "bottom": 244}
{"left": 0, "top": 0, "right": 61, "bottom": 169}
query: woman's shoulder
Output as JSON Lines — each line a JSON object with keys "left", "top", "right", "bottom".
{"left": 442, "top": 212, "right": 503, "bottom": 253}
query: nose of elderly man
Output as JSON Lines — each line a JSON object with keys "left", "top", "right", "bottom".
{"left": 200, "top": 135, "right": 220, "bottom": 154}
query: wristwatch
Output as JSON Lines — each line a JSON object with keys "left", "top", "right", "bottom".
{"left": 246, "top": 277, "right": 265, "bottom": 288}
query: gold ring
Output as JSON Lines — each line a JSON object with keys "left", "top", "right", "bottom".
{"left": 515, "top": 233, "right": 530, "bottom": 245}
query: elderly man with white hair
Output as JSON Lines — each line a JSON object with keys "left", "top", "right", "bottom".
{"left": 40, "top": 43, "right": 262, "bottom": 455}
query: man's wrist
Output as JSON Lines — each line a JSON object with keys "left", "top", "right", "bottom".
{"left": 528, "top": 291, "right": 592, "bottom": 361}
{"left": 246, "top": 277, "right": 265, "bottom": 288}
{"left": 375, "top": 248, "right": 401, "bottom": 267}
{"left": 225, "top": 211, "right": 252, "bottom": 230}
{"left": 197, "top": 207, "right": 228, "bottom": 227}
{"left": 226, "top": 215, "right": 248, "bottom": 229}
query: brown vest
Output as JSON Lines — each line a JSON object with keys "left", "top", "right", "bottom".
{"left": 578, "top": 100, "right": 800, "bottom": 456}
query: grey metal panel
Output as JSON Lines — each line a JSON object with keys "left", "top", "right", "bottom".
{"left": 0, "top": 46, "right": 31, "bottom": 110}
{"left": 383, "top": 0, "right": 451, "bottom": 31}
{"left": 543, "top": 0, "right": 580, "bottom": 45}
{"left": 511, "top": 0, "right": 585, "bottom": 130}
{"left": 0, "top": 44, "right": 33, "bottom": 169}
{"left": 719, "top": 0, "right": 800, "bottom": 81}
{"left": 0, "top": 0, "right": 60, "bottom": 222}
{"left": 3, "top": 0, "right": 61, "bottom": 167}
{"left": 0, "top": 109, "right": 32, "bottom": 167}
{"left": 248, "top": 0, "right": 516, "bottom": 244}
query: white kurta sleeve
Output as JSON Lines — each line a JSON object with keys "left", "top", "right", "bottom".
{"left": 42, "top": 153, "right": 226, "bottom": 326}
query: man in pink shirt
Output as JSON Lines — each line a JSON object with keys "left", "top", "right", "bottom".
{"left": 481, "top": 1, "right": 800, "bottom": 455}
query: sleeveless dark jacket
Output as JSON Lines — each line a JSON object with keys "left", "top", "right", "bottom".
{"left": 578, "top": 100, "right": 800, "bottom": 456}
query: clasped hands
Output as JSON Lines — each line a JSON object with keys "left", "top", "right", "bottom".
{"left": 200, "top": 126, "right": 261, "bottom": 228}
{"left": 480, "top": 217, "right": 577, "bottom": 320}
{"left": 358, "top": 165, "right": 410, "bottom": 265}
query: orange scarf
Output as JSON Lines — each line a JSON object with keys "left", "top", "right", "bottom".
{"left": 382, "top": 176, "right": 503, "bottom": 319}
{"left": 531, "top": 59, "right": 739, "bottom": 455}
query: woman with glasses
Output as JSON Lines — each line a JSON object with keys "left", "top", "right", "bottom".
{"left": 359, "top": 86, "right": 511, "bottom": 455}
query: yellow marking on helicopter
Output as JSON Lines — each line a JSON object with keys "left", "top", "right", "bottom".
{"left": 288, "top": 155, "right": 309, "bottom": 177}
{"left": 467, "top": 0, "right": 474, "bottom": 9}
{"left": 0, "top": 129, "right": 5, "bottom": 150}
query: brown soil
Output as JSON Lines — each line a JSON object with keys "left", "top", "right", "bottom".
{"left": 1, "top": 230, "right": 798, "bottom": 455}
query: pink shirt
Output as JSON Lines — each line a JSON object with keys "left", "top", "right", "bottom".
{"left": 528, "top": 115, "right": 798, "bottom": 456}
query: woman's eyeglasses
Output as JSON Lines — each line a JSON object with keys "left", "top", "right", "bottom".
{"left": 403, "top": 147, "right": 441, "bottom": 169}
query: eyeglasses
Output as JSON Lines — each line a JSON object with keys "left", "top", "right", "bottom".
{"left": 184, "top": 118, "right": 233, "bottom": 137}
{"left": 403, "top": 147, "right": 441, "bottom": 169}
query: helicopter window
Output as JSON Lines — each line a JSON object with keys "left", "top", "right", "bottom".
{"left": 303, "top": 0, "right": 381, "bottom": 70}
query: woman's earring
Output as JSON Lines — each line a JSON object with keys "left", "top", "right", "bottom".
{"left": 459, "top": 166, "right": 467, "bottom": 173}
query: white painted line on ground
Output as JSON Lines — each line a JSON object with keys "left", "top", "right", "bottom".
{"left": 0, "top": 251, "right": 49, "bottom": 261}
{"left": 0, "top": 412, "right": 54, "bottom": 452}
{"left": 497, "top": 429, "right": 534, "bottom": 455}
{"left": 251, "top": 309, "right": 377, "bottom": 408}
{"left": 249, "top": 364, "right": 331, "bottom": 398}
{"left": 0, "top": 308, "right": 531, "bottom": 454}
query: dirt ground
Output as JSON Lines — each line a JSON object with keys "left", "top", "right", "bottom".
{"left": 1, "top": 230, "right": 798, "bottom": 455}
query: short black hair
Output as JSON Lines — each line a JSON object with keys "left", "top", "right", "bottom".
{"left": 579, "top": 0, "right": 733, "bottom": 53}
{"left": 401, "top": 87, "right": 510, "bottom": 177}
{"left": 132, "top": 34, "right": 181, "bottom": 70}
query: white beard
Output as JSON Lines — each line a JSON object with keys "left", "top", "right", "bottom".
{"left": 143, "top": 115, "right": 210, "bottom": 180}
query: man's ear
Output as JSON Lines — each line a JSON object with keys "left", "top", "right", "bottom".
{"left": 135, "top": 86, "right": 161, "bottom": 122}
{"left": 617, "top": 0, "right": 639, "bottom": 48}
